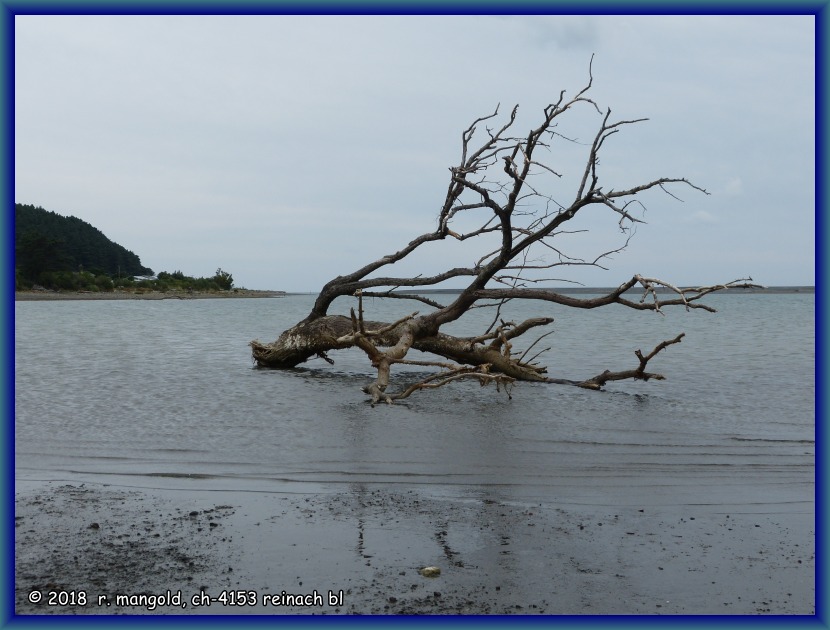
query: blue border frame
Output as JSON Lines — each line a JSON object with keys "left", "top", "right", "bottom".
{"left": 3, "top": 2, "right": 824, "bottom": 629}
{"left": 2, "top": 0, "right": 13, "bottom": 628}
{"left": 0, "top": 0, "right": 827, "bottom": 14}
{"left": 816, "top": 0, "right": 827, "bottom": 625}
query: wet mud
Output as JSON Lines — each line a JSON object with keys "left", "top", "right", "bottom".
{"left": 15, "top": 480, "right": 813, "bottom": 616}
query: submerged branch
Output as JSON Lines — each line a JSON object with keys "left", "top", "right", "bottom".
{"left": 387, "top": 365, "right": 515, "bottom": 403}
{"left": 574, "top": 333, "right": 685, "bottom": 390}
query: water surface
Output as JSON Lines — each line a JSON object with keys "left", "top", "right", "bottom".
{"left": 14, "top": 293, "right": 814, "bottom": 510}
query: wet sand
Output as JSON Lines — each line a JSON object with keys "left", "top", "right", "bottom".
{"left": 15, "top": 478, "right": 814, "bottom": 616}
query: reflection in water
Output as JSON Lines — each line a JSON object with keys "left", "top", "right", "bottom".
{"left": 14, "top": 294, "right": 814, "bottom": 510}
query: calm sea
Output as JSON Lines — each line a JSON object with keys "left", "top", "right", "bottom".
{"left": 14, "top": 292, "right": 814, "bottom": 510}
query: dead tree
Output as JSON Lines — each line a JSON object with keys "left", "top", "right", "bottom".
{"left": 251, "top": 62, "right": 758, "bottom": 405}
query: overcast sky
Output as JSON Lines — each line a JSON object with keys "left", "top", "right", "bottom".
{"left": 15, "top": 14, "right": 815, "bottom": 291}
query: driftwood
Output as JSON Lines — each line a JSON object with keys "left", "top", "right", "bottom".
{"left": 251, "top": 58, "right": 760, "bottom": 405}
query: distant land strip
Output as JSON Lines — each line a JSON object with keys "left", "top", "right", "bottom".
{"left": 15, "top": 289, "right": 286, "bottom": 301}
{"left": 396, "top": 286, "right": 815, "bottom": 295}
{"left": 14, "top": 285, "right": 814, "bottom": 301}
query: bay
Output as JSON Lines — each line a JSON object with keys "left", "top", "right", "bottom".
{"left": 14, "top": 292, "right": 814, "bottom": 510}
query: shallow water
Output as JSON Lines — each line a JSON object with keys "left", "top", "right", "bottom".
{"left": 14, "top": 292, "right": 814, "bottom": 510}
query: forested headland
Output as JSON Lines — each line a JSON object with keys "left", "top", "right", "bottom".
{"left": 15, "top": 203, "right": 234, "bottom": 293}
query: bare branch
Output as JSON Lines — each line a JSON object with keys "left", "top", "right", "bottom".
{"left": 359, "top": 291, "right": 446, "bottom": 310}
{"left": 575, "top": 333, "right": 685, "bottom": 389}
{"left": 471, "top": 276, "right": 762, "bottom": 315}
{"left": 517, "top": 329, "right": 556, "bottom": 364}
{"left": 606, "top": 177, "right": 710, "bottom": 199}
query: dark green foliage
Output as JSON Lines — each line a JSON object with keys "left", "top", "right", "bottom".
{"left": 213, "top": 268, "right": 234, "bottom": 290}
{"left": 30, "top": 269, "right": 116, "bottom": 292}
{"left": 95, "top": 275, "right": 115, "bottom": 292}
{"left": 15, "top": 203, "right": 237, "bottom": 294}
{"left": 15, "top": 203, "right": 153, "bottom": 283}
{"left": 15, "top": 231, "right": 71, "bottom": 279}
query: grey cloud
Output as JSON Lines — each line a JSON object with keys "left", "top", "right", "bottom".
{"left": 14, "top": 15, "right": 814, "bottom": 290}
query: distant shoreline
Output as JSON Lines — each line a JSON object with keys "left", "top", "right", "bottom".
{"left": 399, "top": 286, "right": 816, "bottom": 296}
{"left": 14, "top": 285, "right": 814, "bottom": 302}
{"left": 14, "top": 289, "right": 286, "bottom": 301}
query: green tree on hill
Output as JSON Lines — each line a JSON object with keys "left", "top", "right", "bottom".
{"left": 15, "top": 203, "right": 238, "bottom": 294}
{"left": 14, "top": 203, "right": 153, "bottom": 282}
{"left": 213, "top": 268, "right": 233, "bottom": 290}
{"left": 15, "top": 231, "right": 71, "bottom": 279}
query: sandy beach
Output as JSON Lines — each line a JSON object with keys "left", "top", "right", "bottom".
{"left": 14, "top": 477, "right": 814, "bottom": 616}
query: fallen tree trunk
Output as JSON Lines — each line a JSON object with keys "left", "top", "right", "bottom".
{"left": 251, "top": 61, "right": 760, "bottom": 404}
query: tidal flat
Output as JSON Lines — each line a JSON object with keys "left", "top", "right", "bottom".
{"left": 14, "top": 478, "right": 814, "bottom": 615}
